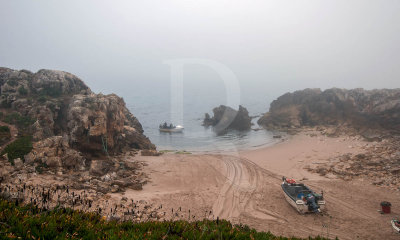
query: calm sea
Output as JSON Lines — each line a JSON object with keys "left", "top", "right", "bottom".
{"left": 115, "top": 77, "right": 281, "bottom": 153}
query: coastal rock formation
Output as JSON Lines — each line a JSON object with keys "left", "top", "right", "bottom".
{"left": 24, "top": 136, "right": 86, "bottom": 171}
{"left": 67, "top": 93, "right": 154, "bottom": 156}
{"left": 258, "top": 88, "right": 400, "bottom": 134}
{"left": 203, "top": 105, "right": 252, "bottom": 132}
{"left": 0, "top": 147, "right": 147, "bottom": 194}
{"left": 305, "top": 133, "right": 400, "bottom": 190}
{"left": 0, "top": 67, "right": 155, "bottom": 172}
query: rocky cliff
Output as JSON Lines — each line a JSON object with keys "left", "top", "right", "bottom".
{"left": 203, "top": 105, "right": 252, "bottom": 133}
{"left": 258, "top": 88, "right": 400, "bottom": 135}
{"left": 0, "top": 67, "right": 155, "bottom": 163}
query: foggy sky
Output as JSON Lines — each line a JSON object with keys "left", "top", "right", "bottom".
{"left": 1, "top": 0, "right": 399, "bottom": 101}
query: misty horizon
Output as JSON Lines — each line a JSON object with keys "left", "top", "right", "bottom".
{"left": 1, "top": 0, "right": 400, "bottom": 105}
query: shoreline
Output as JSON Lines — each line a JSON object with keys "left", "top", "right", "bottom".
{"left": 155, "top": 133, "right": 288, "bottom": 155}
{"left": 130, "top": 130, "right": 400, "bottom": 239}
{"left": 151, "top": 124, "right": 286, "bottom": 154}
{"left": 2, "top": 129, "right": 400, "bottom": 239}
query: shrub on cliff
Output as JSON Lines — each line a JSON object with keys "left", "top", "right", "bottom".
{"left": 1, "top": 136, "right": 32, "bottom": 164}
{"left": 0, "top": 125, "right": 10, "bottom": 133}
{"left": 0, "top": 125, "right": 11, "bottom": 145}
{"left": 2, "top": 112, "right": 34, "bottom": 129}
{"left": 17, "top": 86, "right": 28, "bottom": 95}
{"left": 39, "top": 86, "right": 63, "bottom": 97}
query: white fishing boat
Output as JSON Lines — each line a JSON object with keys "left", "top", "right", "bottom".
{"left": 391, "top": 219, "right": 400, "bottom": 233}
{"left": 281, "top": 176, "right": 325, "bottom": 214}
{"left": 159, "top": 124, "right": 184, "bottom": 133}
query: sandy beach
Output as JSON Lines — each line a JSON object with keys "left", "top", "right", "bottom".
{"left": 114, "top": 131, "right": 400, "bottom": 240}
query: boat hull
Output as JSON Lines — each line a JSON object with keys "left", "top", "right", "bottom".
{"left": 159, "top": 126, "right": 184, "bottom": 133}
{"left": 392, "top": 220, "right": 400, "bottom": 233}
{"left": 282, "top": 189, "right": 308, "bottom": 214}
{"left": 281, "top": 183, "right": 325, "bottom": 214}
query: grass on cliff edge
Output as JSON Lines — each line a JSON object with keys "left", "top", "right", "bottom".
{"left": 0, "top": 198, "right": 332, "bottom": 240}
{"left": 2, "top": 112, "right": 35, "bottom": 129}
{"left": 0, "top": 136, "right": 32, "bottom": 164}
{"left": 0, "top": 126, "right": 11, "bottom": 145}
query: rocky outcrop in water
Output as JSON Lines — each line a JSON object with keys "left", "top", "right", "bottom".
{"left": 0, "top": 67, "right": 155, "bottom": 165}
{"left": 203, "top": 105, "right": 251, "bottom": 133}
{"left": 258, "top": 88, "right": 400, "bottom": 135}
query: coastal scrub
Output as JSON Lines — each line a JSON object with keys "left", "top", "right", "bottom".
{"left": 0, "top": 198, "right": 330, "bottom": 240}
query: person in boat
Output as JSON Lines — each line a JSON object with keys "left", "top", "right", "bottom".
{"left": 163, "top": 122, "right": 168, "bottom": 128}
{"left": 170, "top": 123, "right": 173, "bottom": 129}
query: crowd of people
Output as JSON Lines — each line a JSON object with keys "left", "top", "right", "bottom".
{"left": 159, "top": 122, "right": 176, "bottom": 129}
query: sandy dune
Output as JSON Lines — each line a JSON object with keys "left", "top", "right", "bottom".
{"left": 123, "top": 132, "right": 400, "bottom": 239}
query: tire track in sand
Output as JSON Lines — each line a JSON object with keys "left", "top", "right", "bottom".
{"left": 212, "top": 155, "right": 285, "bottom": 222}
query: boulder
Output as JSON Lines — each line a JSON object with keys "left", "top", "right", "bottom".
{"left": 111, "top": 185, "right": 120, "bottom": 193}
{"left": 13, "top": 158, "right": 23, "bottom": 170}
{"left": 112, "top": 177, "right": 138, "bottom": 188}
{"left": 89, "top": 159, "right": 115, "bottom": 176}
{"left": 203, "top": 105, "right": 252, "bottom": 133}
{"left": 90, "top": 179, "right": 111, "bottom": 194}
{"left": 360, "top": 129, "right": 383, "bottom": 142}
{"left": 24, "top": 136, "right": 86, "bottom": 171}
{"left": 141, "top": 149, "right": 161, "bottom": 156}
{"left": 131, "top": 183, "right": 143, "bottom": 190}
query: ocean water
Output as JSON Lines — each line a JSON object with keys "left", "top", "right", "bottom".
{"left": 119, "top": 76, "right": 280, "bottom": 152}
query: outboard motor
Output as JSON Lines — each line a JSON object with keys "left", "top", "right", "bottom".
{"left": 305, "top": 194, "right": 320, "bottom": 213}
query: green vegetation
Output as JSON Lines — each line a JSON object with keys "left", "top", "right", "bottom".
{"left": 159, "top": 149, "right": 176, "bottom": 153}
{"left": 1, "top": 99, "right": 12, "bottom": 109}
{"left": 6, "top": 78, "right": 18, "bottom": 87}
{"left": 0, "top": 198, "right": 329, "bottom": 240}
{"left": 37, "top": 94, "right": 49, "bottom": 103}
{"left": 39, "top": 86, "right": 62, "bottom": 97}
{"left": 175, "top": 150, "right": 192, "bottom": 155}
{"left": 35, "top": 161, "right": 49, "bottom": 173}
{"left": 0, "top": 112, "right": 35, "bottom": 136}
{"left": 17, "top": 86, "right": 28, "bottom": 95}
{"left": 0, "top": 125, "right": 11, "bottom": 145}
{"left": 159, "top": 150, "right": 192, "bottom": 155}
{"left": 2, "top": 112, "right": 35, "bottom": 129}
{"left": 0, "top": 125, "right": 10, "bottom": 133}
{"left": 33, "top": 86, "right": 63, "bottom": 103}
{"left": 0, "top": 136, "right": 32, "bottom": 164}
